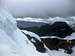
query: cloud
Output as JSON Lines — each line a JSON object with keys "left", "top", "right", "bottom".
{"left": 2, "top": 0, "right": 75, "bottom": 18}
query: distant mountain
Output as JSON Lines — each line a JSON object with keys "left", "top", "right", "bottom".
{"left": 17, "top": 21, "right": 49, "bottom": 34}
{"left": 17, "top": 20, "right": 48, "bottom": 28}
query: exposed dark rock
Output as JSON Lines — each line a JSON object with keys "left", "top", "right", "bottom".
{"left": 41, "top": 37, "right": 75, "bottom": 54}
{"left": 17, "top": 21, "right": 75, "bottom": 38}
{"left": 22, "top": 30, "right": 75, "bottom": 54}
{"left": 18, "top": 21, "right": 75, "bottom": 54}
{"left": 17, "top": 21, "right": 47, "bottom": 29}
{"left": 22, "top": 31, "right": 46, "bottom": 53}
{"left": 38, "top": 22, "right": 75, "bottom": 38}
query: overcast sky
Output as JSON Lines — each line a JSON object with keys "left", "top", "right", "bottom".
{"left": 1, "top": 0, "right": 75, "bottom": 18}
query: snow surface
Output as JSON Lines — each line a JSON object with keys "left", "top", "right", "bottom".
{"left": 21, "top": 30, "right": 41, "bottom": 41}
{"left": 0, "top": 9, "right": 49, "bottom": 56}
{"left": 64, "top": 33, "right": 75, "bottom": 40}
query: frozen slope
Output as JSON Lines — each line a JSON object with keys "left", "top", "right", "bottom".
{"left": 0, "top": 9, "right": 49, "bottom": 56}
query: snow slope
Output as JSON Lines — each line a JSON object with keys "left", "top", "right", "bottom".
{"left": 0, "top": 9, "right": 49, "bottom": 56}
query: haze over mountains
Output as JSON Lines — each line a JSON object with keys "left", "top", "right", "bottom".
{"left": 1, "top": 0, "right": 75, "bottom": 18}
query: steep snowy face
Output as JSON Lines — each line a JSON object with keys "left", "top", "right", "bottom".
{"left": 0, "top": 9, "right": 17, "bottom": 36}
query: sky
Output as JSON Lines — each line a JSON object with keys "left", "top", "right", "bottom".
{"left": 1, "top": 0, "right": 75, "bottom": 18}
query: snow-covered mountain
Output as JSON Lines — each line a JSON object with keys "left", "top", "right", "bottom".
{"left": 16, "top": 16, "right": 75, "bottom": 56}
{"left": 0, "top": 8, "right": 73, "bottom": 56}
{"left": 16, "top": 17, "right": 75, "bottom": 32}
